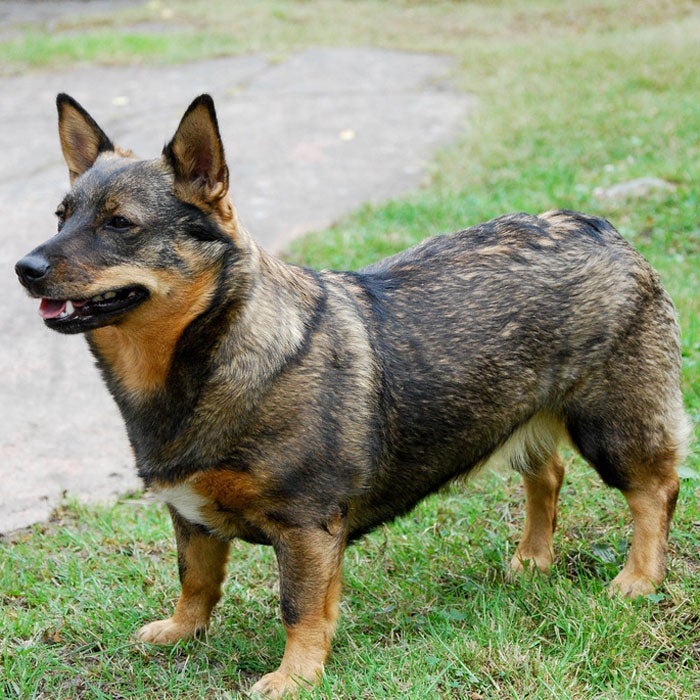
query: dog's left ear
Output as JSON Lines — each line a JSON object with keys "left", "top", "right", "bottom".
{"left": 57, "top": 93, "right": 115, "bottom": 184}
{"left": 163, "top": 94, "right": 229, "bottom": 206}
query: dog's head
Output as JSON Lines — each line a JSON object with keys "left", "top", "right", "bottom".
{"left": 15, "top": 94, "right": 240, "bottom": 334}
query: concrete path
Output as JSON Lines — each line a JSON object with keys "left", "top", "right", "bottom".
{"left": 1, "top": 41, "right": 472, "bottom": 533}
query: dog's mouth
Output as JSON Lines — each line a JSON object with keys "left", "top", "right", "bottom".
{"left": 39, "top": 285, "right": 149, "bottom": 333}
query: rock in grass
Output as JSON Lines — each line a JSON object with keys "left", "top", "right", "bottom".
{"left": 593, "top": 177, "right": 676, "bottom": 201}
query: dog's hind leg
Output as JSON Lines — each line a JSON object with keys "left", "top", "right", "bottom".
{"left": 564, "top": 300, "right": 690, "bottom": 597}
{"left": 509, "top": 452, "right": 565, "bottom": 576}
{"left": 491, "top": 412, "right": 565, "bottom": 577}
{"left": 137, "top": 507, "right": 230, "bottom": 644}
{"left": 609, "top": 464, "right": 680, "bottom": 597}
{"left": 251, "top": 514, "right": 347, "bottom": 699}
{"left": 565, "top": 407, "right": 686, "bottom": 597}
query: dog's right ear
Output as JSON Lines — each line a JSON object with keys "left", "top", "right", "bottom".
{"left": 57, "top": 94, "right": 115, "bottom": 184}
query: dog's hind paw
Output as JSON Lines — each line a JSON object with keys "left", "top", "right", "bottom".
{"left": 136, "top": 618, "right": 202, "bottom": 644}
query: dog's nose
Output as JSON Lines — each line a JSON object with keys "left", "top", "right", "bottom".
{"left": 15, "top": 253, "right": 51, "bottom": 288}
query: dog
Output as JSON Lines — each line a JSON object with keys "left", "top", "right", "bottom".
{"left": 15, "top": 94, "right": 691, "bottom": 698}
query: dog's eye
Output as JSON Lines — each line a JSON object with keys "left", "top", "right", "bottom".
{"left": 55, "top": 207, "right": 66, "bottom": 231}
{"left": 104, "top": 215, "right": 134, "bottom": 232}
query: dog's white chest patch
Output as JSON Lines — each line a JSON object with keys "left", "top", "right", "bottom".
{"left": 151, "top": 482, "right": 209, "bottom": 527}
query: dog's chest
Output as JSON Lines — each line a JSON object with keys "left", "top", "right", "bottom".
{"left": 152, "top": 481, "right": 210, "bottom": 527}
{"left": 151, "top": 469, "right": 269, "bottom": 541}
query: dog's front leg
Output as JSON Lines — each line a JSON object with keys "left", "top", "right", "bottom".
{"left": 137, "top": 505, "right": 230, "bottom": 644}
{"left": 251, "top": 515, "right": 347, "bottom": 699}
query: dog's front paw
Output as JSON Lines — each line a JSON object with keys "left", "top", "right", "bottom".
{"left": 608, "top": 570, "right": 657, "bottom": 599}
{"left": 507, "top": 550, "right": 553, "bottom": 579}
{"left": 136, "top": 618, "right": 201, "bottom": 644}
{"left": 249, "top": 668, "right": 318, "bottom": 699}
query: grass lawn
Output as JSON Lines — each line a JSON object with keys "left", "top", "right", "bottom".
{"left": 1, "top": 1, "right": 698, "bottom": 698}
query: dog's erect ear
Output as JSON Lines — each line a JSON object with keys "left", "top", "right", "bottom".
{"left": 163, "top": 94, "right": 229, "bottom": 206}
{"left": 57, "top": 94, "right": 115, "bottom": 184}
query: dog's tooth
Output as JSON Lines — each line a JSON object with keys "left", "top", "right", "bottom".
{"left": 104, "top": 291, "right": 117, "bottom": 300}
{"left": 66, "top": 300, "right": 75, "bottom": 316}
{"left": 92, "top": 294, "right": 105, "bottom": 302}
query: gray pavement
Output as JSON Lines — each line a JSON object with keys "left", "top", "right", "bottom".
{"left": 1, "top": 42, "right": 473, "bottom": 533}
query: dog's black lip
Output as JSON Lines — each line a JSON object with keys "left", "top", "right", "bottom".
{"left": 44, "top": 285, "right": 150, "bottom": 334}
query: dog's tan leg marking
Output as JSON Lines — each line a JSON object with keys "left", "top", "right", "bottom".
{"left": 250, "top": 522, "right": 345, "bottom": 699}
{"left": 609, "top": 469, "right": 679, "bottom": 598}
{"left": 510, "top": 454, "right": 565, "bottom": 575}
{"left": 137, "top": 509, "right": 230, "bottom": 644}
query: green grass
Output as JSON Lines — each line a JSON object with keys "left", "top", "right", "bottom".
{"left": 2, "top": 1, "right": 699, "bottom": 698}
{"left": 0, "top": 31, "right": 238, "bottom": 71}
{"left": 2, "top": 466, "right": 698, "bottom": 699}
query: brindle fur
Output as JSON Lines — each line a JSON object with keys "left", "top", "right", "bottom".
{"left": 16, "top": 94, "right": 691, "bottom": 698}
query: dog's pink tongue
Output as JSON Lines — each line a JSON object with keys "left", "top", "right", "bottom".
{"left": 39, "top": 298, "right": 66, "bottom": 319}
